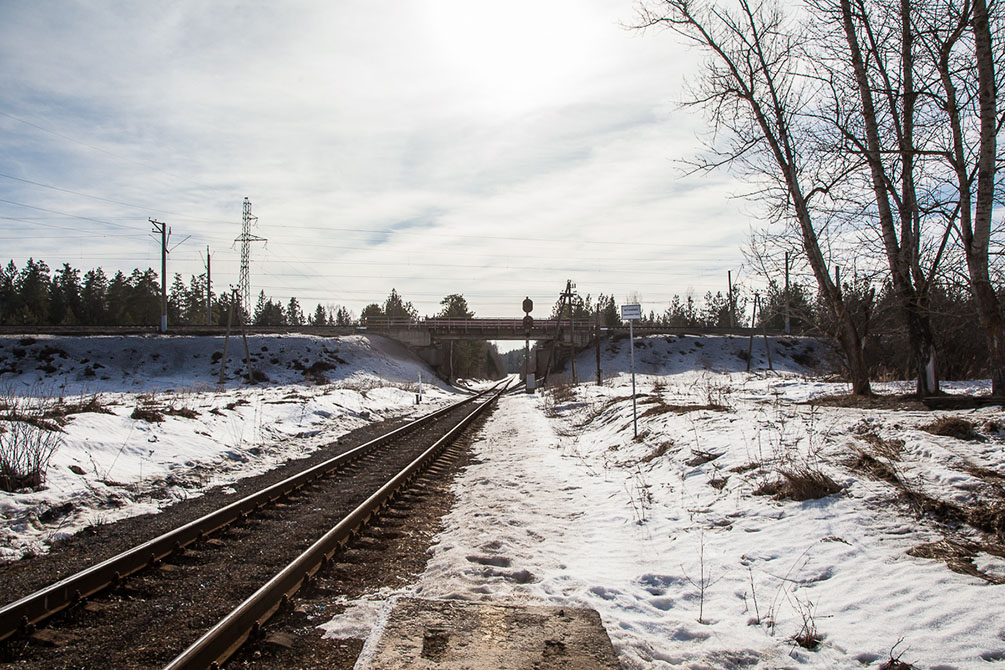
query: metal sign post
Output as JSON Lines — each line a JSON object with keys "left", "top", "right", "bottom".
{"left": 522, "top": 297, "right": 535, "bottom": 393}
{"left": 621, "top": 304, "right": 642, "bottom": 438}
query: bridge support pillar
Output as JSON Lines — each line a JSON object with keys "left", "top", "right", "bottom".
{"left": 415, "top": 345, "right": 441, "bottom": 369}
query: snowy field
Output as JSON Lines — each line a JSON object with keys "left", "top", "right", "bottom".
{"left": 0, "top": 333, "right": 455, "bottom": 560}
{"left": 3, "top": 332, "right": 1004, "bottom": 668}
{"left": 327, "top": 335, "right": 1005, "bottom": 670}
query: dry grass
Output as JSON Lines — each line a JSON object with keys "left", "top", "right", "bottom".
{"left": 131, "top": 406, "right": 164, "bottom": 423}
{"left": 879, "top": 659, "right": 916, "bottom": 670}
{"left": 755, "top": 467, "right": 842, "bottom": 501}
{"left": 907, "top": 538, "right": 1005, "bottom": 584}
{"left": 640, "top": 440, "right": 675, "bottom": 464}
{"left": 686, "top": 449, "right": 723, "bottom": 467}
{"left": 639, "top": 401, "right": 729, "bottom": 419}
{"left": 807, "top": 393, "right": 927, "bottom": 411}
{"left": 857, "top": 431, "right": 905, "bottom": 460}
{"left": 850, "top": 450, "right": 900, "bottom": 484}
{"left": 921, "top": 416, "right": 983, "bottom": 441}
{"left": 709, "top": 475, "right": 729, "bottom": 491}
{"left": 163, "top": 406, "right": 200, "bottom": 419}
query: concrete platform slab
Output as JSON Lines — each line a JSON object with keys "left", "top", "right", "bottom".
{"left": 365, "top": 598, "right": 621, "bottom": 669}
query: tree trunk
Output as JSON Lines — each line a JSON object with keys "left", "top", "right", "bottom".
{"left": 968, "top": 0, "right": 1005, "bottom": 394}
{"left": 839, "top": 0, "right": 939, "bottom": 396}
{"left": 839, "top": 313, "right": 871, "bottom": 395}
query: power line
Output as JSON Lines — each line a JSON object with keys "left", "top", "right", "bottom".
{"left": 0, "top": 172, "right": 234, "bottom": 224}
{"left": 0, "top": 198, "right": 142, "bottom": 231}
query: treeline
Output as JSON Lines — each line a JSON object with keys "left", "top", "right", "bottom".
{"left": 0, "top": 259, "right": 357, "bottom": 328}
{"left": 548, "top": 281, "right": 989, "bottom": 381}
{"left": 0, "top": 259, "right": 504, "bottom": 379}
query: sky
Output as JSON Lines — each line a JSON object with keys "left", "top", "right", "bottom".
{"left": 0, "top": 0, "right": 761, "bottom": 320}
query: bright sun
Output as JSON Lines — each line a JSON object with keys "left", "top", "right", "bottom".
{"left": 424, "top": 1, "right": 605, "bottom": 114}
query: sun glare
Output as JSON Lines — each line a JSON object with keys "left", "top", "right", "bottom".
{"left": 424, "top": 2, "right": 603, "bottom": 114}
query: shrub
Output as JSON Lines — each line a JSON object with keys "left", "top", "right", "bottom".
{"left": 131, "top": 406, "right": 164, "bottom": 423}
{"left": 0, "top": 418, "right": 63, "bottom": 491}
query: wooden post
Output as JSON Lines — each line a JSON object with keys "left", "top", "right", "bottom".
{"left": 746, "top": 294, "right": 758, "bottom": 372}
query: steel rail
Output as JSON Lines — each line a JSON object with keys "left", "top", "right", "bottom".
{"left": 0, "top": 386, "right": 497, "bottom": 641}
{"left": 164, "top": 384, "right": 507, "bottom": 669}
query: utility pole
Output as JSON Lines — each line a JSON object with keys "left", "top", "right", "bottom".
{"left": 595, "top": 304, "right": 602, "bottom": 386}
{"left": 150, "top": 219, "right": 169, "bottom": 333}
{"left": 543, "top": 280, "right": 578, "bottom": 384}
{"left": 235, "top": 197, "right": 267, "bottom": 313}
{"left": 204, "top": 246, "right": 213, "bottom": 326}
{"left": 567, "top": 282, "right": 578, "bottom": 384}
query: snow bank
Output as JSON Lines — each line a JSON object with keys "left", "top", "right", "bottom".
{"left": 0, "top": 333, "right": 455, "bottom": 560}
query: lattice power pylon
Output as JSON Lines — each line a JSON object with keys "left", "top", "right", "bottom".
{"left": 235, "top": 197, "right": 266, "bottom": 311}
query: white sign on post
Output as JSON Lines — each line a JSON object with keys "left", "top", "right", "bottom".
{"left": 621, "top": 304, "right": 642, "bottom": 320}
{"left": 621, "top": 304, "right": 641, "bottom": 438}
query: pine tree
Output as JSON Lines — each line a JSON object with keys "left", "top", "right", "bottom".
{"left": 335, "top": 306, "right": 353, "bottom": 326}
{"left": 287, "top": 297, "right": 305, "bottom": 326}
{"left": 17, "top": 259, "right": 51, "bottom": 325}
{"left": 310, "top": 303, "right": 327, "bottom": 326}
{"left": 106, "top": 271, "right": 130, "bottom": 324}
{"left": 359, "top": 303, "right": 384, "bottom": 325}
{"left": 0, "top": 260, "right": 18, "bottom": 325}
{"left": 383, "top": 288, "right": 417, "bottom": 322}
{"left": 80, "top": 268, "right": 109, "bottom": 325}
{"left": 168, "top": 273, "right": 187, "bottom": 324}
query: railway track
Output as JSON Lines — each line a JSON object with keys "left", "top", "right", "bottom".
{"left": 0, "top": 383, "right": 506, "bottom": 668}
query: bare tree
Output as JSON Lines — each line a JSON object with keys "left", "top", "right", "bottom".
{"left": 910, "top": 0, "right": 1005, "bottom": 393}
{"left": 800, "top": 0, "right": 953, "bottom": 396}
{"left": 636, "top": 0, "right": 872, "bottom": 393}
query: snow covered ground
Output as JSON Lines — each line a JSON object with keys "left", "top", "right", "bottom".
{"left": 325, "top": 335, "right": 1005, "bottom": 669}
{"left": 0, "top": 333, "right": 455, "bottom": 560}
{"left": 3, "top": 332, "right": 1004, "bottom": 668}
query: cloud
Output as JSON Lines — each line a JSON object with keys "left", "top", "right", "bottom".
{"left": 0, "top": 0, "right": 761, "bottom": 317}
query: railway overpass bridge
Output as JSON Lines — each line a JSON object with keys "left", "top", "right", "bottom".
{"left": 362, "top": 317, "right": 593, "bottom": 381}
{"left": 369, "top": 318, "right": 595, "bottom": 348}
{"left": 362, "top": 318, "right": 773, "bottom": 381}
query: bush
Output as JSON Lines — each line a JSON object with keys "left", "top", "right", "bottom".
{"left": 0, "top": 416, "right": 63, "bottom": 492}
